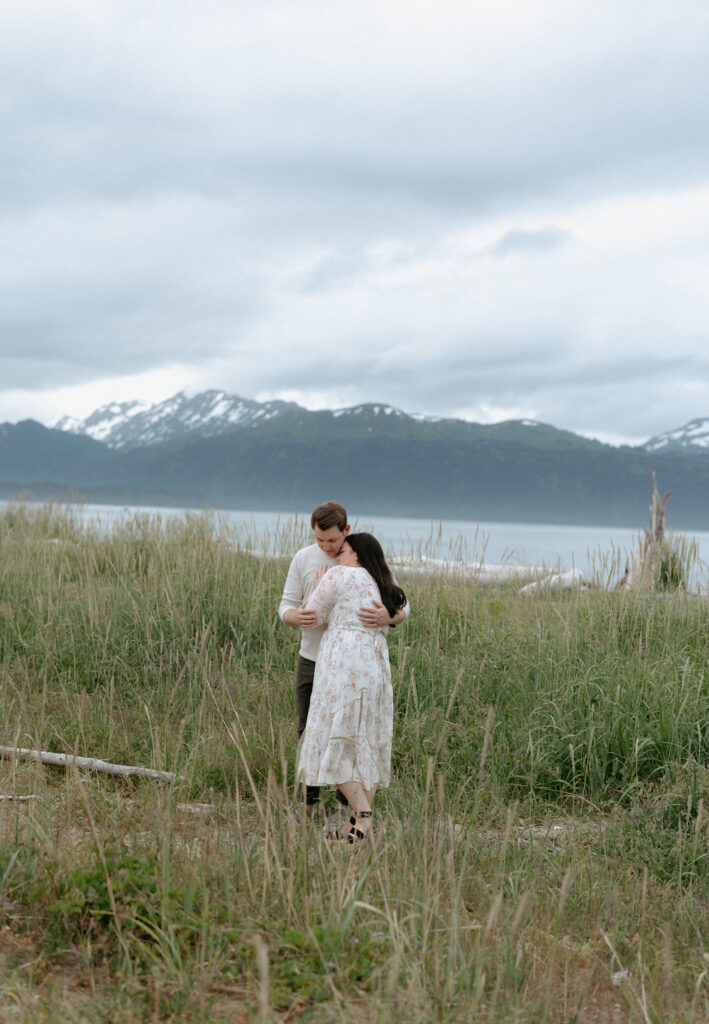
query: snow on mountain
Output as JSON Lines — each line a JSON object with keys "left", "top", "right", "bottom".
{"left": 332, "top": 403, "right": 411, "bottom": 419}
{"left": 55, "top": 401, "right": 151, "bottom": 443}
{"left": 53, "top": 390, "right": 301, "bottom": 449}
{"left": 51, "top": 391, "right": 559, "bottom": 450}
{"left": 643, "top": 418, "right": 709, "bottom": 454}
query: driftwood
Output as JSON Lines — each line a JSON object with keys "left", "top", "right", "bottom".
{"left": 0, "top": 746, "right": 180, "bottom": 783}
{"left": 616, "top": 472, "right": 673, "bottom": 591}
{"left": 518, "top": 569, "right": 585, "bottom": 596}
{"left": 392, "top": 558, "right": 578, "bottom": 585}
{"left": 393, "top": 558, "right": 585, "bottom": 595}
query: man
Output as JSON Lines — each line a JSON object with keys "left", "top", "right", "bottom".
{"left": 279, "top": 500, "right": 408, "bottom": 813}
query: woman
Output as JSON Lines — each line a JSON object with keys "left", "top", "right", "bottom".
{"left": 297, "top": 533, "right": 407, "bottom": 844}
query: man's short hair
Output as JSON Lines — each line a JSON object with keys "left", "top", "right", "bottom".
{"left": 311, "top": 501, "right": 348, "bottom": 532}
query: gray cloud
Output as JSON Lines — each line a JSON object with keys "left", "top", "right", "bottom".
{"left": 485, "top": 228, "right": 572, "bottom": 258}
{"left": 4, "top": 2, "right": 709, "bottom": 220}
{"left": 3, "top": 0, "right": 709, "bottom": 443}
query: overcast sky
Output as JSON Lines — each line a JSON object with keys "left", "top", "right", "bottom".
{"left": 3, "top": 0, "right": 709, "bottom": 446}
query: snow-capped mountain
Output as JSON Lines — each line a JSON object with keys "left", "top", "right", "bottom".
{"left": 51, "top": 390, "right": 585, "bottom": 452}
{"left": 643, "top": 418, "right": 709, "bottom": 455}
{"left": 332, "top": 403, "right": 414, "bottom": 419}
{"left": 53, "top": 390, "right": 302, "bottom": 449}
{"left": 55, "top": 400, "right": 152, "bottom": 444}
{"left": 53, "top": 391, "right": 455, "bottom": 449}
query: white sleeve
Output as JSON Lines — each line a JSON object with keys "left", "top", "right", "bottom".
{"left": 303, "top": 566, "right": 342, "bottom": 625}
{"left": 278, "top": 553, "right": 305, "bottom": 622}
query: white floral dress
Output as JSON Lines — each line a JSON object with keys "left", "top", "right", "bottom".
{"left": 297, "top": 565, "right": 393, "bottom": 791}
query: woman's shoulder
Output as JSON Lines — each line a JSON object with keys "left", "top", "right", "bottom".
{"left": 326, "top": 565, "right": 372, "bottom": 586}
{"left": 322, "top": 564, "right": 347, "bottom": 582}
{"left": 336, "top": 565, "right": 370, "bottom": 584}
{"left": 349, "top": 566, "right": 377, "bottom": 590}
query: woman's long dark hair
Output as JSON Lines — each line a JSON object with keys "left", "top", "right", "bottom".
{"left": 345, "top": 533, "right": 406, "bottom": 618}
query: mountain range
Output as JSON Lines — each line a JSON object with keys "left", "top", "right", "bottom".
{"left": 54, "top": 391, "right": 303, "bottom": 449}
{"left": 1, "top": 390, "right": 709, "bottom": 528}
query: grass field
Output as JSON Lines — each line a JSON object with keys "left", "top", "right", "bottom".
{"left": 1, "top": 501, "right": 709, "bottom": 1022}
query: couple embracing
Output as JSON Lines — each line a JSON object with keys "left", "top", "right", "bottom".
{"left": 279, "top": 502, "right": 409, "bottom": 844}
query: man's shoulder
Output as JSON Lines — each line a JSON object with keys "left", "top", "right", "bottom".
{"left": 291, "top": 542, "right": 320, "bottom": 561}
{"left": 300, "top": 543, "right": 321, "bottom": 556}
{"left": 288, "top": 544, "right": 331, "bottom": 568}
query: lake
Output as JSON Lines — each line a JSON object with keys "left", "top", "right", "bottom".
{"left": 5, "top": 498, "right": 708, "bottom": 587}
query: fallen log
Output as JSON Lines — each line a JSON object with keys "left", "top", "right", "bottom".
{"left": 0, "top": 746, "right": 180, "bottom": 783}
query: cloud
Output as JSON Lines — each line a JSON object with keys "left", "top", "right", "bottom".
{"left": 2, "top": 0, "right": 709, "bottom": 445}
{"left": 5, "top": 1, "right": 709, "bottom": 216}
{"left": 485, "top": 227, "right": 572, "bottom": 258}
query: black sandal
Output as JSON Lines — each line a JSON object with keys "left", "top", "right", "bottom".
{"left": 324, "top": 807, "right": 351, "bottom": 841}
{"left": 346, "top": 811, "right": 372, "bottom": 845}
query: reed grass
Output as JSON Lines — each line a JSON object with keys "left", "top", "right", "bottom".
{"left": 0, "top": 501, "right": 708, "bottom": 1021}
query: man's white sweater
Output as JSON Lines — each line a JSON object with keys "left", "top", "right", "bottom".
{"left": 278, "top": 543, "right": 337, "bottom": 661}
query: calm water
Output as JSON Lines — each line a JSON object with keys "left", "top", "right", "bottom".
{"left": 5, "top": 499, "right": 708, "bottom": 585}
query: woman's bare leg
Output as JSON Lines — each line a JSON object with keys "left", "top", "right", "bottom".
{"left": 336, "top": 782, "right": 378, "bottom": 809}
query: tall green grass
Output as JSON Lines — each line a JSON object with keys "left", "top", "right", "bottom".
{"left": 1, "top": 501, "right": 709, "bottom": 1021}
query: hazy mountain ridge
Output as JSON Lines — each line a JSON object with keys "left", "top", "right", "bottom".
{"left": 53, "top": 389, "right": 709, "bottom": 456}
{"left": 3, "top": 396, "right": 709, "bottom": 528}
{"left": 53, "top": 390, "right": 601, "bottom": 451}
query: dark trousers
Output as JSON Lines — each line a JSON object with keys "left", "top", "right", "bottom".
{"left": 296, "top": 655, "right": 347, "bottom": 808}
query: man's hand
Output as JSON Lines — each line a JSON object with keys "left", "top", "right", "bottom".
{"left": 358, "top": 601, "right": 392, "bottom": 628}
{"left": 283, "top": 605, "right": 319, "bottom": 629}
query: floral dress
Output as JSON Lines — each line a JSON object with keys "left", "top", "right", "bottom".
{"left": 296, "top": 565, "right": 393, "bottom": 791}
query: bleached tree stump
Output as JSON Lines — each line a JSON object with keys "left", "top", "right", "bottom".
{"left": 616, "top": 472, "right": 673, "bottom": 591}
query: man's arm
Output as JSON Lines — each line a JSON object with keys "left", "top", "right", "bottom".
{"left": 282, "top": 606, "right": 319, "bottom": 628}
{"left": 358, "top": 601, "right": 409, "bottom": 628}
{"left": 359, "top": 570, "right": 410, "bottom": 628}
{"left": 279, "top": 553, "right": 318, "bottom": 629}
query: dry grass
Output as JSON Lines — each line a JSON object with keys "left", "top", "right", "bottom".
{"left": 0, "top": 502, "right": 708, "bottom": 1021}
